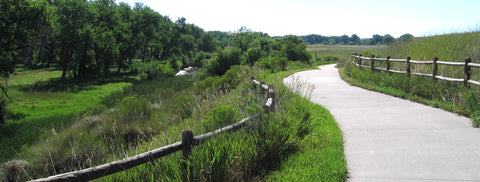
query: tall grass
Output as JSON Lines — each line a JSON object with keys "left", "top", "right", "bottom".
{"left": 345, "top": 61, "right": 480, "bottom": 125}
{"left": 3, "top": 60, "right": 347, "bottom": 181}
{"left": 98, "top": 64, "right": 347, "bottom": 181}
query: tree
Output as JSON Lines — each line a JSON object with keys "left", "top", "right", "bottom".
{"left": 350, "top": 34, "right": 361, "bottom": 45}
{"left": 399, "top": 33, "right": 414, "bottom": 42}
{"left": 371, "top": 34, "right": 384, "bottom": 45}
{"left": 233, "top": 27, "right": 259, "bottom": 52}
{"left": 281, "top": 35, "right": 311, "bottom": 63}
{"left": 0, "top": 0, "right": 45, "bottom": 97}
{"left": 383, "top": 34, "right": 395, "bottom": 45}
{"left": 199, "top": 32, "right": 217, "bottom": 52}
{"left": 340, "top": 35, "right": 349, "bottom": 45}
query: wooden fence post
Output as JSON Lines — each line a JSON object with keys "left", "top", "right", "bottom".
{"left": 406, "top": 57, "right": 411, "bottom": 77}
{"left": 358, "top": 54, "right": 362, "bottom": 69}
{"left": 432, "top": 57, "right": 438, "bottom": 81}
{"left": 370, "top": 55, "right": 375, "bottom": 71}
{"left": 268, "top": 84, "right": 274, "bottom": 111}
{"left": 386, "top": 56, "right": 391, "bottom": 73}
{"left": 465, "top": 58, "right": 472, "bottom": 88}
{"left": 182, "top": 130, "right": 194, "bottom": 182}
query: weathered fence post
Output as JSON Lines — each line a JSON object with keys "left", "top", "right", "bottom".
{"left": 406, "top": 57, "right": 411, "bottom": 77}
{"left": 353, "top": 53, "right": 358, "bottom": 64}
{"left": 358, "top": 54, "right": 363, "bottom": 69}
{"left": 386, "top": 56, "right": 391, "bottom": 73}
{"left": 432, "top": 57, "right": 438, "bottom": 81}
{"left": 370, "top": 55, "right": 375, "bottom": 71}
{"left": 465, "top": 58, "right": 472, "bottom": 88}
{"left": 268, "top": 84, "right": 275, "bottom": 111}
{"left": 182, "top": 130, "right": 194, "bottom": 182}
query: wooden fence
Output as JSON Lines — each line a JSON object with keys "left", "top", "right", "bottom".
{"left": 351, "top": 54, "right": 480, "bottom": 87}
{"left": 31, "top": 78, "right": 275, "bottom": 182}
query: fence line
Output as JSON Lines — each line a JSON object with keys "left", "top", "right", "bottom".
{"left": 351, "top": 54, "right": 479, "bottom": 87}
{"left": 31, "top": 78, "right": 275, "bottom": 182}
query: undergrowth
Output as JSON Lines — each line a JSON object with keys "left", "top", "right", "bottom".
{"left": 2, "top": 60, "right": 347, "bottom": 181}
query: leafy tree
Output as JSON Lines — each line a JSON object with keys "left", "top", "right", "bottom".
{"left": 206, "top": 48, "right": 242, "bottom": 76}
{"left": 383, "top": 34, "right": 395, "bottom": 45}
{"left": 281, "top": 35, "right": 311, "bottom": 63}
{"left": 399, "top": 33, "right": 414, "bottom": 42}
{"left": 199, "top": 32, "right": 217, "bottom": 52}
{"left": 242, "top": 47, "right": 263, "bottom": 66}
{"left": 371, "top": 34, "right": 384, "bottom": 45}
{"left": 350, "top": 34, "right": 361, "bottom": 45}
{"left": 233, "top": 27, "right": 259, "bottom": 52}
{"left": 340, "top": 35, "right": 349, "bottom": 45}
{"left": 0, "top": 0, "right": 45, "bottom": 97}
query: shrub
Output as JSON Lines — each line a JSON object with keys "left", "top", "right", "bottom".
{"left": 1, "top": 160, "right": 30, "bottom": 182}
{"left": 115, "top": 95, "right": 152, "bottom": 122}
{"left": 203, "top": 105, "right": 240, "bottom": 132}
{"left": 205, "top": 48, "right": 242, "bottom": 76}
{"left": 254, "top": 57, "right": 287, "bottom": 73}
{"left": 135, "top": 61, "right": 176, "bottom": 80}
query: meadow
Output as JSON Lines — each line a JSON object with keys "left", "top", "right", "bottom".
{"left": 340, "top": 32, "right": 480, "bottom": 126}
{"left": 1, "top": 68, "right": 134, "bottom": 162}
{"left": 1, "top": 60, "right": 348, "bottom": 181}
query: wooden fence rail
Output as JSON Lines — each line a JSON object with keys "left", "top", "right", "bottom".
{"left": 351, "top": 54, "right": 480, "bottom": 87}
{"left": 31, "top": 78, "right": 274, "bottom": 182}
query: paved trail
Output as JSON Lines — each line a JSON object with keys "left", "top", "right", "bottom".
{"left": 284, "top": 64, "right": 480, "bottom": 182}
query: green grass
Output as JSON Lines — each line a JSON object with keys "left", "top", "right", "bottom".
{"left": 263, "top": 98, "right": 347, "bottom": 181}
{"left": 3, "top": 60, "right": 348, "bottom": 181}
{"left": 308, "top": 44, "right": 385, "bottom": 60}
{"left": 1, "top": 68, "right": 134, "bottom": 162}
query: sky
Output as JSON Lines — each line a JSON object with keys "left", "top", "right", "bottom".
{"left": 118, "top": 0, "right": 480, "bottom": 38}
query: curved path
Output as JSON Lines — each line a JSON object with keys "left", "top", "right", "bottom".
{"left": 284, "top": 64, "right": 480, "bottom": 182}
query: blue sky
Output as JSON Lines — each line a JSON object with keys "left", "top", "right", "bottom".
{"left": 118, "top": 0, "right": 480, "bottom": 38}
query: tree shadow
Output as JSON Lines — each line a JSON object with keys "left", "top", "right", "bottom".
{"left": 16, "top": 73, "right": 138, "bottom": 93}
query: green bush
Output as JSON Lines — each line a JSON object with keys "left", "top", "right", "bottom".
{"left": 203, "top": 104, "right": 240, "bottom": 132}
{"left": 254, "top": 57, "right": 287, "bottom": 73}
{"left": 134, "top": 61, "right": 176, "bottom": 80}
{"left": 205, "top": 48, "right": 242, "bottom": 76}
{"left": 115, "top": 95, "right": 152, "bottom": 122}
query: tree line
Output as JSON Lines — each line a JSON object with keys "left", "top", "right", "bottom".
{"left": 300, "top": 33, "right": 414, "bottom": 45}
{"left": 0, "top": 0, "right": 312, "bottom": 100}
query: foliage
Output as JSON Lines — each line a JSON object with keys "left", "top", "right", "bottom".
{"left": 134, "top": 61, "right": 176, "bottom": 80}
{"left": 301, "top": 33, "right": 414, "bottom": 45}
{"left": 254, "top": 57, "right": 287, "bottom": 73}
{"left": 0, "top": 98, "right": 5, "bottom": 125}
{"left": 202, "top": 104, "right": 240, "bottom": 132}
{"left": 281, "top": 35, "right": 312, "bottom": 63}
{"left": 205, "top": 48, "right": 242, "bottom": 76}
{"left": 1, "top": 160, "right": 30, "bottom": 182}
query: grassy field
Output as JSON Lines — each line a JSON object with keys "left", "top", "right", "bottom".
{"left": 1, "top": 68, "right": 134, "bottom": 162}
{"left": 2, "top": 60, "right": 348, "bottom": 181}
{"left": 307, "top": 44, "right": 385, "bottom": 60}
{"left": 340, "top": 32, "right": 480, "bottom": 127}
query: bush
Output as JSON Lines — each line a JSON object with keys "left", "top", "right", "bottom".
{"left": 197, "top": 65, "right": 250, "bottom": 90}
{"left": 135, "top": 61, "right": 176, "bottom": 80}
{"left": 115, "top": 95, "right": 152, "bottom": 122}
{"left": 203, "top": 105, "right": 240, "bottom": 132}
{"left": 205, "top": 48, "right": 242, "bottom": 76}
{"left": 1, "top": 160, "right": 30, "bottom": 182}
{"left": 254, "top": 57, "right": 287, "bottom": 73}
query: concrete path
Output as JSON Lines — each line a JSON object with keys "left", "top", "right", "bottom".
{"left": 284, "top": 64, "right": 480, "bottom": 182}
